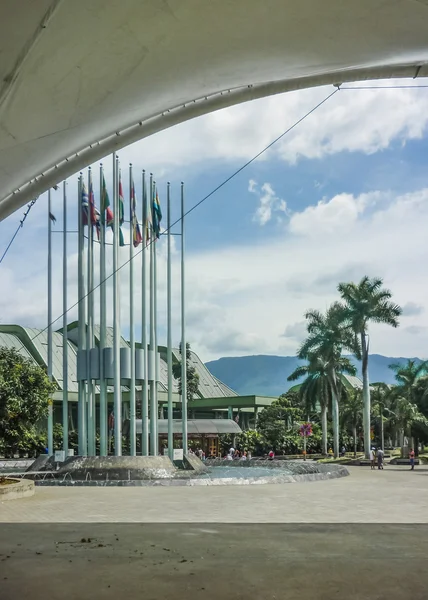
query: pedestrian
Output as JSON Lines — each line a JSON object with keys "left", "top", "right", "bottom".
{"left": 409, "top": 448, "right": 415, "bottom": 471}
{"left": 341, "top": 445, "right": 346, "bottom": 457}
{"left": 377, "top": 447, "right": 384, "bottom": 470}
{"left": 268, "top": 449, "right": 275, "bottom": 460}
{"left": 370, "top": 447, "right": 376, "bottom": 470}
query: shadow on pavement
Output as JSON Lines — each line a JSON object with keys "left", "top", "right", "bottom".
{"left": 0, "top": 523, "right": 427, "bottom": 600}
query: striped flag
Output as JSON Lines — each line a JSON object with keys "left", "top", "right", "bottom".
{"left": 152, "top": 188, "right": 162, "bottom": 239}
{"left": 88, "top": 172, "right": 100, "bottom": 239}
{"left": 81, "top": 181, "right": 89, "bottom": 225}
{"left": 130, "top": 179, "right": 142, "bottom": 248}
{"left": 101, "top": 174, "right": 114, "bottom": 227}
{"left": 117, "top": 171, "right": 125, "bottom": 247}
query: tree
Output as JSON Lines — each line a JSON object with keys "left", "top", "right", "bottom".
{"left": 338, "top": 276, "right": 401, "bottom": 458}
{"left": 384, "top": 394, "right": 428, "bottom": 456}
{"left": 0, "top": 346, "right": 55, "bottom": 456}
{"left": 256, "top": 393, "right": 302, "bottom": 452}
{"left": 389, "top": 360, "right": 428, "bottom": 404}
{"left": 172, "top": 342, "right": 200, "bottom": 404}
{"left": 288, "top": 354, "right": 340, "bottom": 455}
{"left": 297, "top": 303, "right": 357, "bottom": 457}
{"left": 341, "top": 389, "right": 363, "bottom": 457}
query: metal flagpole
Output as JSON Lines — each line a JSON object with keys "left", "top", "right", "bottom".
{"left": 47, "top": 189, "right": 54, "bottom": 455}
{"left": 113, "top": 154, "right": 122, "bottom": 455}
{"left": 167, "top": 182, "right": 173, "bottom": 460}
{"left": 153, "top": 182, "right": 159, "bottom": 454}
{"left": 129, "top": 163, "right": 136, "bottom": 456}
{"left": 149, "top": 174, "right": 156, "bottom": 456}
{"left": 141, "top": 170, "right": 149, "bottom": 456}
{"left": 77, "top": 175, "right": 87, "bottom": 456}
{"left": 181, "top": 182, "right": 188, "bottom": 454}
{"left": 86, "top": 168, "right": 95, "bottom": 455}
{"left": 99, "top": 164, "right": 108, "bottom": 456}
{"left": 62, "top": 181, "right": 69, "bottom": 454}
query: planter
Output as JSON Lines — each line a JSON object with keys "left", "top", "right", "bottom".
{"left": 0, "top": 477, "right": 35, "bottom": 501}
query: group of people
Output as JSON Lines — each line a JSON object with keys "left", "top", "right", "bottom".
{"left": 370, "top": 447, "right": 416, "bottom": 470}
{"left": 224, "top": 448, "right": 252, "bottom": 461}
{"left": 370, "top": 447, "right": 385, "bottom": 470}
{"left": 188, "top": 448, "right": 206, "bottom": 461}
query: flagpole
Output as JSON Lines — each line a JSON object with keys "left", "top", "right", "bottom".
{"left": 149, "top": 174, "right": 156, "bottom": 456}
{"left": 113, "top": 154, "right": 122, "bottom": 456}
{"left": 77, "top": 174, "right": 87, "bottom": 456}
{"left": 99, "top": 163, "right": 107, "bottom": 456}
{"left": 141, "top": 170, "right": 149, "bottom": 456}
{"left": 153, "top": 182, "right": 159, "bottom": 454}
{"left": 62, "top": 181, "right": 69, "bottom": 454}
{"left": 86, "top": 168, "right": 95, "bottom": 456}
{"left": 181, "top": 182, "right": 188, "bottom": 455}
{"left": 47, "top": 189, "right": 54, "bottom": 455}
{"left": 167, "top": 182, "right": 173, "bottom": 460}
{"left": 129, "top": 163, "right": 136, "bottom": 456}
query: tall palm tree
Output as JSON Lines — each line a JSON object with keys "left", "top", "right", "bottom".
{"left": 389, "top": 359, "right": 428, "bottom": 404}
{"left": 341, "top": 388, "right": 363, "bottom": 457}
{"left": 338, "top": 276, "right": 401, "bottom": 458}
{"left": 288, "top": 353, "right": 356, "bottom": 455}
{"left": 297, "top": 303, "right": 357, "bottom": 457}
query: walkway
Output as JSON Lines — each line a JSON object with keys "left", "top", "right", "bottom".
{"left": 1, "top": 466, "right": 427, "bottom": 600}
{"left": 0, "top": 466, "right": 427, "bottom": 523}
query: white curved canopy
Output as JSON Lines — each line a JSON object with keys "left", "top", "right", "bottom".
{"left": 1, "top": 0, "right": 428, "bottom": 220}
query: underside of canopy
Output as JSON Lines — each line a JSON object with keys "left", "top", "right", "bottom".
{"left": 1, "top": 0, "right": 428, "bottom": 220}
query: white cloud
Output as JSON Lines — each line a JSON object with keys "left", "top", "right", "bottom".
{"left": 249, "top": 180, "right": 288, "bottom": 226}
{"left": 116, "top": 79, "right": 428, "bottom": 174}
{"left": 289, "top": 192, "right": 379, "bottom": 236}
{"left": 3, "top": 183, "right": 428, "bottom": 362}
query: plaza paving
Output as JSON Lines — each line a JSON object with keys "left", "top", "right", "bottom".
{"left": 0, "top": 466, "right": 427, "bottom": 599}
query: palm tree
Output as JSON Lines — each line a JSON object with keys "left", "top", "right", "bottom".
{"left": 389, "top": 359, "right": 428, "bottom": 404}
{"left": 297, "top": 303, "right": 357, "bottom": 457}
{"left": 288, "top": 353, "right": 356, "bottom": 455}
{"left": 385, "top": 395, "right": 428, "bottom": 456}
{"left": 338, "top": 276, "right": 401, "bottom": 458}
{"left": 341, "top": 388, "right": 363, "bottom": 457}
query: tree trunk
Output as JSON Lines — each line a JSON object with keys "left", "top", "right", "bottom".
{"left": 331, "top": 386, "right": 339, "bottom": 458}
{"left": 321, "top": 404, "right": 328, "bottom": 455}
{"left": 353, "top": 425, "right": 357, "bottom": 457}
{"left": 361, "top": 331, "right": 371, "bottom": 458}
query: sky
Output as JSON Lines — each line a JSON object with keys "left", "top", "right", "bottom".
{"left": 1, "top": 80, "right": 428, "bottom": 362}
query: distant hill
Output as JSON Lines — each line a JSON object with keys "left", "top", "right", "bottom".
{"left": 205, "top": 354, "right": 424, "bottom": 397}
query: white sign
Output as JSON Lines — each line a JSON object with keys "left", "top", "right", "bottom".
{"left": 173, "top": 449, "right": 184, "bottom": 461}
{"left": 54, "top": 450, "right": 65, "bottom": 462}
{"left": 67, "top": 449, "right": 74, "bottom": 457}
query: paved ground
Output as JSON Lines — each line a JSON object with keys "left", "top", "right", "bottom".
{"left": 0, "top": 466, "right": 427, "bottom": 599}
{"left": 0, "top": 465, "right": 427, "bottom": 523}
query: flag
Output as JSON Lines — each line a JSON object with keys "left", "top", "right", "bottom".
{"left": 88, "top": 173, "right": 100, "bottom": 239}
{"left": 130, "top": 179, "right": 142, "bottom": 248}
{"left": 49, "top": 212, "right": 56, "bottom": 224}
{"left": 152, "top": 188, "right": 162, "bottom": 239}
{"left": 117, "top": 171, "right": 125, "bottom": 247}
{"left": 101, "top": 175, "right": 114, "bottom": 227}
{"left": 118, "top": 171, "right": 125, "bottom": 226}
{"left": 81, "top": 181, "right": 89, "bottom": 225}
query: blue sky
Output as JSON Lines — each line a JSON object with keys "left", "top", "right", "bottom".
{"left": 1, "top": 81, "right": 428, "bottom": 361}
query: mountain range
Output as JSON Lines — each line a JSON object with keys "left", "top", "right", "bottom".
{"left": 205, "top": 354, "right": 423, "bottom": 397}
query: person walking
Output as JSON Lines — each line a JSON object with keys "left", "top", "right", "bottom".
{"left": 370, "top": 447, "right": 376, "bottom": 470}
{"left": 377, "top": 447, "right": 384, "bottom": 470}
{"left": 409, "top": 448, "right": 415, "bottom": 471}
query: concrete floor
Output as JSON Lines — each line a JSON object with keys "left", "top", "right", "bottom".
{"left": 0, "top": 465, "right": 427, "bottom": 523}
{"left": 1, "top": 466, "right": 427, "bottom": 599}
